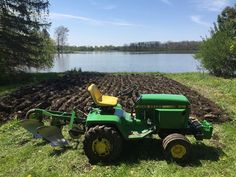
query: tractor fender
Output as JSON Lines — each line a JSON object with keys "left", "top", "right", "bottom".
{"left": 85, "top": 115, "right": 131, "bottom": 140}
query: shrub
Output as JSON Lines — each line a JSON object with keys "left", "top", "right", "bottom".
{"left": 195, "top": 31, "right": 236, "bottom": 77}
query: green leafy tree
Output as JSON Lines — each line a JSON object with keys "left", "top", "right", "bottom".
{"left": 217, "top": 4, "right": 236, "bottom": 37}
{"left": 195, "top": 31, "right": 236, "bottom": 76}
{"left": 0, "top": 0, "right": 54, "bottom": 74}
{"left": 195, "top": 4, "right": 236, "bottom": 77}
{"left": 230, "top": 40, "right": 236, "bottom": 54}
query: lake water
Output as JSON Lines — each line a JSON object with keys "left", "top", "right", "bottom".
{"left": 37, "top": 52, "right": 201, "bottom": 73}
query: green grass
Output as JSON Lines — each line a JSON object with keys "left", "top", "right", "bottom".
{"left": 1, "top": 72, "right": 236, "bottom": 177}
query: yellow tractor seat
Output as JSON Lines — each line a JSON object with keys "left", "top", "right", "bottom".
{"left": 87, "top": 84, "right": 118, "bottom": 107}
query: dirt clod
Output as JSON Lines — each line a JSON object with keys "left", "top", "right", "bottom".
{"left": 0, "top": 73, "right": 228, "bottom": 123}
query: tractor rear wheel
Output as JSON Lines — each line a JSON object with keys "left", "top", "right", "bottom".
{"left": 162, "top": 133, "right": 190, "bottom": 162}
{"left": 83, "top": 125, "right": 123, "bottom": 163}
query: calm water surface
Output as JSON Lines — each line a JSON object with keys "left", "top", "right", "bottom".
{"left": 38, "top": 52, "right": 201, "bottom": 73}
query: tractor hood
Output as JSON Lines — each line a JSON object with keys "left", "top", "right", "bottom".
{"left": 135, "top": 94, "right": 190, "bottom": 107}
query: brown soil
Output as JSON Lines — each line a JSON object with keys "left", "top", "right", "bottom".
{"left": 0, "top": 73, "right": 228, "bottom": 123}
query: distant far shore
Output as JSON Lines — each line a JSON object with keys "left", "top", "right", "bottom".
{"left": 59, "top": 50, "right": 197, "bottom": 54}
{"left": 60, "top": 40, "right": 200, "bottom": 54}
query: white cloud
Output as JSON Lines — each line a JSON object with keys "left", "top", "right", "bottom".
{"left": 50, "top": 13, "right": 93, "bottom": 21}
{"left": 190, "top": 15, "right": 211, "bottom": 27}
{"left": 193, "top": 0, "right": 231, "bottom": 12}
{"left": 50, "top": 12, "right": 140, "bottom": 27}
{"left": 160, "top": 0, "right": 172, "bottom": 5}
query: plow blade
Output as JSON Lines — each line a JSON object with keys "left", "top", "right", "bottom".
{"left": 37, "top": 126, "right": 68, "bottom": 147}
{"left": 20, "top": 119, "right": 44, "bottom": 138}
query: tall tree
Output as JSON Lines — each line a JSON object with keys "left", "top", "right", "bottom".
{"left": 0, "top": 0, "right": 54, "bottom": 74}
{"left": 195, "top": 4, "right": 236, "bottom": 77}
{"left": 54, "top": 26, "right": 69, "bottom": 53}
{"left": 195, "top": 31, "right": 236, "bottom": 76}
{"left": 217, "top": 4, "right": 236, "bottom": 37}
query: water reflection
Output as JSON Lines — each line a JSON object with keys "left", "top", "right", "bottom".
{"left": 36, "top": 52, "right": 201, "bottom": 73}
{"left": 55, "top": 54, "right": 70, "bottom": 72}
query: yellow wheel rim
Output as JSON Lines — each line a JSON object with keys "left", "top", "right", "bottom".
{"left": 92, "top": 138, "right": 111, "bottom": 156}
{"left": 170, "top": 144, "right": 186, "bottom": 159}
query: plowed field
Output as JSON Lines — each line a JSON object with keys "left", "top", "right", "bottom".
{"left": 0, "top": 73, "right": 228, "bottom": 123}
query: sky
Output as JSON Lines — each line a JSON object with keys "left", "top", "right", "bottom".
{"left": 48, "top": 0, "right": 235, "bottom": 46}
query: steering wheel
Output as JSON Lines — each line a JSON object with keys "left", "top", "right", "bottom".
{"left": 118, "top": 85, "right": 138, "bottom": 97}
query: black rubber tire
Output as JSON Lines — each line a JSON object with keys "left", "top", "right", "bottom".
{"left": 162, "top": 133, "right": 191, "bottom": 163}
{"left": 69, "top": 126, "right": 83, "bottom": 139}
{"left": 83, "top": 125, "right": 123, "bottom": 164}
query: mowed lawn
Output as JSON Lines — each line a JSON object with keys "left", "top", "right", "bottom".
{"left": 0, "top": 73, "right": 236, "bottom": 177}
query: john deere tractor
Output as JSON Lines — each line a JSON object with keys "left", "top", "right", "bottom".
{"left": 20, "top": 84, "right": 213, "bottom": 163}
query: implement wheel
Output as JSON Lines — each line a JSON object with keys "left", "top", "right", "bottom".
{"left": 162, "top": 133, "right": 190, "bottom": 162}
{"left": 83, "top": 125, "right": 123, "bottom": 163}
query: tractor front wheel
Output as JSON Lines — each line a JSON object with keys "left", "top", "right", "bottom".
{"left": 83, "top": 125, "right": 123, "bottom": 163}
{"left": 162, "top": 133, "right": 190, "bottom": 163}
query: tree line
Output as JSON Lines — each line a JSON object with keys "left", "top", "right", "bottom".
{"left": 62, "top": 41, "right": 201, "bottom": 53}
{"left": 1, "top": 0, "right": 235, "bottom": 77}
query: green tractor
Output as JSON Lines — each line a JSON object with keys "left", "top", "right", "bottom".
{"left": 20, "top": 84, "right": 213, "bottom": 163}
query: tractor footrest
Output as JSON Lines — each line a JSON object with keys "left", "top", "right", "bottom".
{"left": 37, "top": 126, "right": 69, "bottom": 147}
{"left": 128, "top": 129, "right": 153, "bottom": 139}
